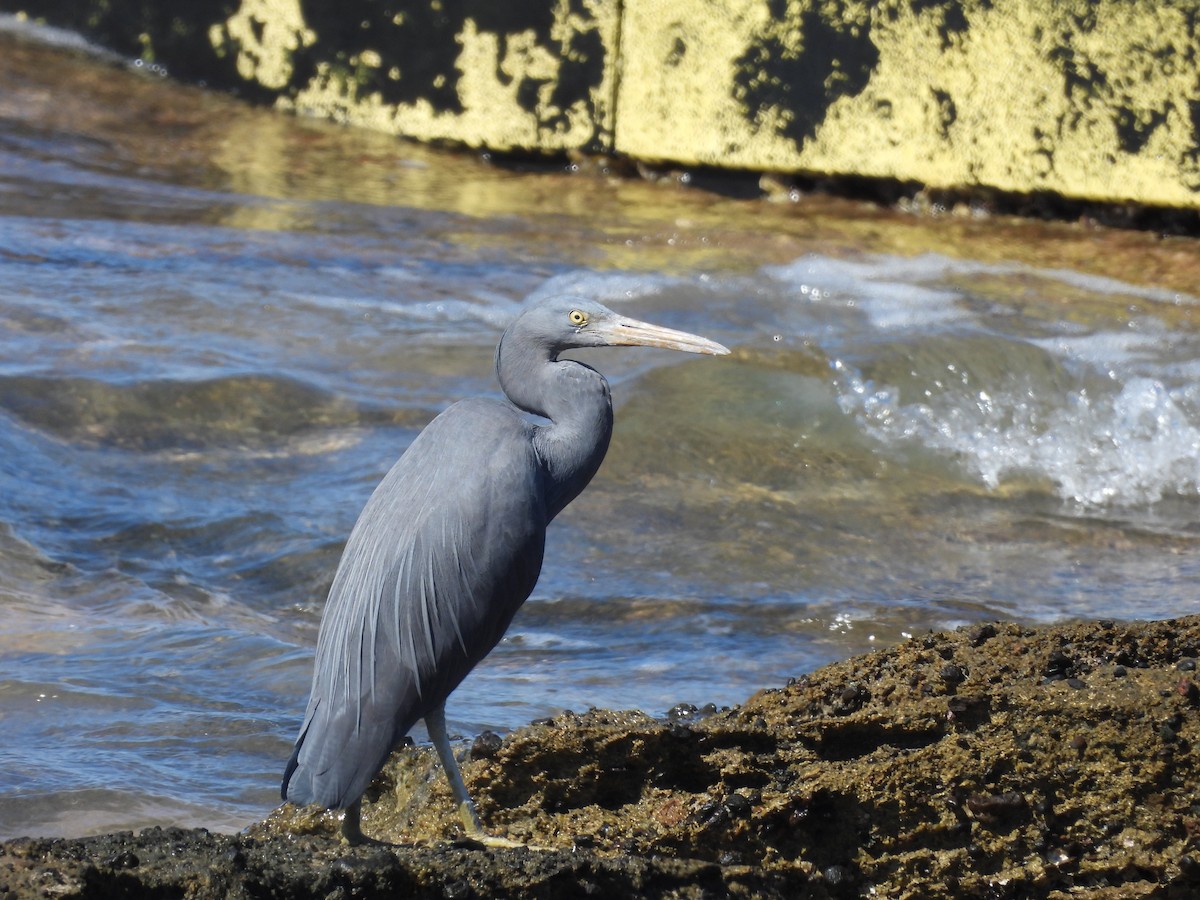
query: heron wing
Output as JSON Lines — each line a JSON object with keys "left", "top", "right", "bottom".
{"left": 282, "top": 399, "right": 546, "bottom": 808}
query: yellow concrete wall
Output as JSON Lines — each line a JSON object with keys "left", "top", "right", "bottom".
{"left": 8, "top": 0, "right": 1200, "bottom": 208}
{"left": 207, "top": 0, "right": 619, "bottom": 151}
{"left": 616, "top": 0, "right": 1200, "bottom": 208}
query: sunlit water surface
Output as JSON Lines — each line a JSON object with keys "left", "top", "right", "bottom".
{"left": 3, "top": 21, "right": 1200, "bottom": 839}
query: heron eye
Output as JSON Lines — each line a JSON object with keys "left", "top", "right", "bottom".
{"left": 568, "top": 309, "right": 588, "bottom": 327}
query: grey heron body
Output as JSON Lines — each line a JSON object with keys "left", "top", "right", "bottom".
{"left": 282, "top": 296, "right": 728, "bottom": 842}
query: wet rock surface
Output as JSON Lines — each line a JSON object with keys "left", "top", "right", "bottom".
{"left": 6, "top": 616, "right": 1200, "bottom": 898}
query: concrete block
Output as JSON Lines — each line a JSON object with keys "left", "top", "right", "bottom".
{"left": 208, "top": 0, "right": 618, "bottom": 151}
{"left": 616, "top": 0, "right": 1200, "bottom": 208}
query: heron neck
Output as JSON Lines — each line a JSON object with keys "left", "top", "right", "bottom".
{"left": 497, "top": 346, "right": 613, "bottom": 520}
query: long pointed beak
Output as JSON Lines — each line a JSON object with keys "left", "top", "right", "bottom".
{"left": 596, "top": 315, "right": 730, "bottom": 356}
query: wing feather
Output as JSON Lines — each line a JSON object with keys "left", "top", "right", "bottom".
{"left": 282, "top": 399, "right": 546, "bottom": 808}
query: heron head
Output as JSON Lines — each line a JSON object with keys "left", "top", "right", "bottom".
{"left": 514, "top": 295, "right": 730, "bottom": 357}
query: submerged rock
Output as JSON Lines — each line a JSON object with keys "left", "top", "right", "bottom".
{"left": 6, "top": 616, "right": 1200, "bottom": 898}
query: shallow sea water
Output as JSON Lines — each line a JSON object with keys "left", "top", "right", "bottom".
{"left": 2, "top": 19, "right": 1200, "bottom": 839}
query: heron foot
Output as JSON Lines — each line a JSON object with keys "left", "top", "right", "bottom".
{"left": 455, "top": 801, "right": 547, "bottom": 850}
{"left": 342, "top": 828, "right": 388, "bottom": 847}
{"left": 455, "top": 832, "right": 532, "bottom": 850}
{"left": 339, "top": 799, "right": 388, "bottom": 846}
{"left": 340, "top": 821, "right": 368, "bottom": 846}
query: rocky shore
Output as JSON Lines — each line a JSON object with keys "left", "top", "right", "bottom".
{"left": 5, "top": 615, "right": 1200, "bottom": 898}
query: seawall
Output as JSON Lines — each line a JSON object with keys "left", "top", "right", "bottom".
{"left": 6, "top": 1, "right": 1200, "bottom": 210}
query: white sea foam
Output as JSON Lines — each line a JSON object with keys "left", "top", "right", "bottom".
{"left": 840, "top": 364, "right": 1200, "bottom": 505}
{"left": 771, "top": 254, "right": 1200, "bottom": 507}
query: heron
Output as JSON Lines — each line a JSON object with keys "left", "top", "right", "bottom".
{"left": 281, "top": 294, "right": 729, "bottom": 844}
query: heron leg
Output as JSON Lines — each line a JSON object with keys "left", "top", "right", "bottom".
{"left": 341, "top": 798, "right": 367, "bottom": 845}
{"left": 424, "top": 705, "right": 485, "bottom": 835}
{"left": 425, "top": 707, "right": 539, "bottom": 850}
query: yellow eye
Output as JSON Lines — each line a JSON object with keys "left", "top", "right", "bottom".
{"left": 568, "top": 309, "right": 588, "bottom": 327}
